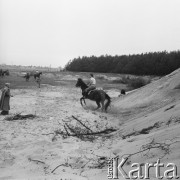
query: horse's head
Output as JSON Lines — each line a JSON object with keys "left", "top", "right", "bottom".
{"left": 76, "top": 78, "right": 83, "bottom": 87}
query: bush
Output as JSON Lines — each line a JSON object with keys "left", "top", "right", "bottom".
{"left": 128, "top": 77, "right": 150, "bottom": 89}
{"left": 111, "top": 76, "right": 129, "bottom": 84}
{"left": 112, "top": 79, "right": 124, "bottom": 84}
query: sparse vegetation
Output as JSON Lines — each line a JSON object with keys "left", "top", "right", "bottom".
{"left": 128, "top": 77, "right": 151, "bottom": 89}
{"left": 111, "top": 76, "right": 151, "bottom": 89}
{"left": 4, "top": 113, "right": 37, "bottom": 121}
{"left": 52, "top": 115, "right": 117, "bottom": 142}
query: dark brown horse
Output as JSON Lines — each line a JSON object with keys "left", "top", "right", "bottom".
{"left": 75, "top": 78, "right": 111, "bottom": 112}
{"left": 34, "top": 72, "right": 42, "bottom": 80}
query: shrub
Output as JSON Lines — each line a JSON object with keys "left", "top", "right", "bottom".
{"left": 128, "top": 77, "right": 150, "bottom": 89}
{"left": 112, "top": 79, "right": 124, "bottom": 84}
{"left": 111, "top": 76, "right": 129, "bottom": 84}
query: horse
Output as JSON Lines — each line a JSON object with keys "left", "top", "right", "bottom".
{"left": 75, "top": 78, "right": 111, "bottom": 112}
{"left": 34, "top": 72, "right": 42, "bottom": 80}
{"left": 0, "top": 69, "right": 9, "bottom": 77}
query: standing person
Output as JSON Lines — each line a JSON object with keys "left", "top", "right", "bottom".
{"left": 85, "top": 74, "right": 96, "bottom": 95}
{"left": 25, "top": 72, "right": 30, "bottom": 82}
{"left": 36, "top": 77, "right": 41, "bottom": 88}
{"left": 26, "top": 72, "right": 30, "bottom": 81}
{"left": 0, "top": 83, "right": 11, "bottom": 115}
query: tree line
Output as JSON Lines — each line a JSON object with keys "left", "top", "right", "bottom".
{"left": 65, "top": 50, "right": 180, "bottom": 75}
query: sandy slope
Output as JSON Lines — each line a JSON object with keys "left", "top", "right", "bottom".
{"left": 0, "top": 69, "right": 180, "bottom": 179}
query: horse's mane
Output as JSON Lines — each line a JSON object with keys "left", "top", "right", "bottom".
{"left": 78, "top": 78, "right": 87, "bottom": 87}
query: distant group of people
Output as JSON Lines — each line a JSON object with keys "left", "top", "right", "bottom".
{"left": 24, "top": 70, "right": 42, "bottom": 88}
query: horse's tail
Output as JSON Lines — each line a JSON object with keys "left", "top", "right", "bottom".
{"left": 105, "top": 93, "right": 111, "bottom": 111}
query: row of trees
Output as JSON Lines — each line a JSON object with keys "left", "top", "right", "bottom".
{"left": 65, "top": 51, "right": 180, "bottom": 75}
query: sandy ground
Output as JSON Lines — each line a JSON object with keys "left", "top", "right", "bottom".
{"left": 0, "top": 69, "right": 180, "bottom": 180}
{"left": 0, "top": 85, "right": 119, "bottom": 180}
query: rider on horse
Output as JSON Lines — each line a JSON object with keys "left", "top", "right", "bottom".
{"left": 75, "top": 77, "right": 111, "bottom": 112}
{"left": 85, "top": 74, "right": 96, "bottom": 96}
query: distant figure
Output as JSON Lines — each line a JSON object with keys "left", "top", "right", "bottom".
{"left": 85, "top": 74, "right": 96, "bottom": 96}
{"left": 24, "top": 72, "right": 30, "bottom": 81}
{"left": 36, "top": 77, "right": 41, "bottom": 88}
{"left": 0, "top": 83, "right": 12, "bottom": 115}
{"left": 121, "top": 89, "right": 126, "bottom": 95}
{"left": 119, "top": 89, "right": 126, "bottom": 97}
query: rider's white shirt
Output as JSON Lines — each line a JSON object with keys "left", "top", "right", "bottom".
{"left": 90, "top": 77, "right": 96, "bottom": 85}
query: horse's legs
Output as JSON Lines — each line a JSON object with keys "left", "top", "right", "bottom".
{"left": 100, "top": 100, "right": 105, "bottom": 112}
{"left": 80, "top": 97, "right": 84, "bottom": 106}
{"left": 95, "top": 101, "right": 101, "bottom": 110}
{"left": 83, "top": 98, "right": 86, "bottom": 105}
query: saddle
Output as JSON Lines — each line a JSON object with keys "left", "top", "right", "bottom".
{"left": 83, "top": 88, "right": 96, "bottom": 97}
{"left": 87, "top": 89, "right": 96, "bottom": 95}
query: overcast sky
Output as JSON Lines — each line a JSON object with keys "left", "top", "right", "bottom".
{"left": 0, "top": 0, "right": 180, "bottom": 68}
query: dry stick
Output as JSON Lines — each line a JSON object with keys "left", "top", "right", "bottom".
{"left": 79, "top": 160, "right": 91, "bottom": 176}
{"left": 56, "top": 128, "right": 116, "bottom": 136}
{"left": 28, "top": 157, "right": 45, "bottom": 164}
{"left": 51, "top": 163, "right": 72, "bottom": 173}
{"left": 65, "top": 123, "right": 78, "bottom": 135}
{"left": 81, "top": 159, "right": 91, "bottom": 169}
{"left": 51, "top": 164, "right": 64, "bottom": 173}
{"left": 72, "top": 115, "right": 94, "bottom": 133}
{"left": 121, "top": 139, "right": 180, "bottom": 160}
{"left": 64, "top": 124, "right": 70, "bottom": 136}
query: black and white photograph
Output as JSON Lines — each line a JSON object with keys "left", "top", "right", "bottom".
{"left": 0, "top": 0, "right": 180, "bottom": 179}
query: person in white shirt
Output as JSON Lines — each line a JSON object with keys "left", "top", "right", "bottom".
{"left": 85, "top": 74, "right": 96, "bottom": 95}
